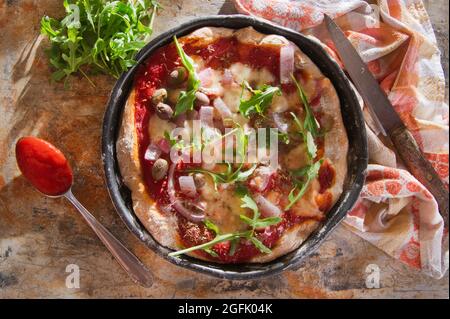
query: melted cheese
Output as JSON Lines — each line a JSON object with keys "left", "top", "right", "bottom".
{"left": 284, "top": 143, "right": 310, "bottom": 170}
{"left": 221, "top": 85, "right": 243, "bottom": 113}
{"left": 229, "top": 62, "right": 275, "bottom": 86}
{"left": 192, "top": 60, "right": 288, "bottom": 120}
{"left": 199, "top": 177, "right": 250, "bottom": 233}
{"left": 148, "top": 114, "right": 176, "bottom": 143}
{"left": 290, "top": 179, "right": 323, "bottom": 218}
{"left": 201, "top": 68, "right": 224, "bottom": 96}
{"left": 270, "top": 94, "right": 290, "bottom": 113}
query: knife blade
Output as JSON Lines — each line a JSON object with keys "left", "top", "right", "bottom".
{"left": 324, "top": 14, "right": 449, "bottom": 221}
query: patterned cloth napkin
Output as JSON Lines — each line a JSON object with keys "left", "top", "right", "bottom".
{"left": 234, "top": 0, "right": 448, "bottom": 278}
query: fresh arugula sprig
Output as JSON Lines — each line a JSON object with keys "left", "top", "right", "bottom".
{"left": 41, "top": 0, "right": 160, "bottom": 83}
{"left": 239, "top": 81, "right": 281, "bottom": 118}
{"left": 239, "top": 195, "right": 282, "bottom": 253}
{"left": 240, "top": 195, "right": 282, "bottom": 230}
{"left": 285, "top": 160, "right": 322, "bottom": 211}
{"left": 234, "top": 182, "right": 250, "bottom": 197}
{"left": 168, "top": 230, "right": 244, "bottom": 258}
{"left": 168, "top": 194, "right": 281, "bottom": 258}
{"left": 289, "top": 74, "right": 321, "bottom": 160}
{"left": 173, "top": 36, "right": 201, "bottom": 116}
{"left": 187, "top": 162, "right": 257, "bottom": 190}
{"left": 284, "top": 74, "right": 324, "bottom": 210}
{"left": 290, "top": 112, "right": 317, "bottom": 160}
{"left": 291, "top": 74, "right": 320, "bottom": 137}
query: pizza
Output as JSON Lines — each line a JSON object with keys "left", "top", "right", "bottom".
{"left": 117, "top": 27, "right": 348, "bottom": 263}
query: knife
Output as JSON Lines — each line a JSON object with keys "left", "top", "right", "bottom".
{"left": 324, "top": 14, "right": 449, "bottom": 222}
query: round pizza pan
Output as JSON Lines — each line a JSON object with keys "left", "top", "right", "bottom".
{"left": 102, "top": 15, "right": 368, "bottom": 280}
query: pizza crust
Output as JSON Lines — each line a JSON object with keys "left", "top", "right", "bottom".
{"left": 117, "top": 26, "right": 348, "bottom": 263}
{"left": 117, "top": 90, "right": 178, "bottom": 249}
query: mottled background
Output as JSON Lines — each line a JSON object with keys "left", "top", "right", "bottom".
{"left": 0, "top": 0, "right": 448, "bottom": 298}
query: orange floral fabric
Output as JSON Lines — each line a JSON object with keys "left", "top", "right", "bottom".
{"left": 234, "top": 0, "right": 448, "bottom": 278}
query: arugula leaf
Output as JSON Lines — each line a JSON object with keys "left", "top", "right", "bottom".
{"left": 204, "top": 219, "right": 219, "bottom": 235}
{"left": 290, "top": 112, "right": 305, "bottom": 138}
{"left": 239, "top": 194, "right": 281, "bottom": 253}
{"left": 252, "top": 217, "right": 283, "bottom": 229}
{"left": 291, "top": 74, "right": 320, "bottom": 137}
{"left": 240, "top": 195, "right": 260, "bottom": 220}
{"left": 173, "top": 36, "right": 201, "bottom": 116}
{"left": 290, "top": 112, "right": 317, "bottom": 160}
{"left": 203, "top": 248, "right": 219, "bottom": 258}
{"left": 285, "top": 160, "right": 322, "bottom": 210}
{"left": 289, "top": 75, "right": 323, "bottom": 163}
{"left": 234, "top": 183, "right": 249, "bottom": 197}
{"left": 168, "top": 232, "right": 241, "bottom": 257}
{"left": 41, "top": 0, "right": 160, "bottom": 83}
{"left": 234, "top": 165, "right": 257, "bottom": 182}
{"left": 187, "top": 163, "right": 257, "bottom": 190}
{"left": 250, "top": 237, "right": 272, "bottom": 254}
{"left": 229, "top": 238, "right": 238, "bottom": 256}
{"left": 291, "top": 165, "right": 312, "bottom": 177}
{"left": 239, "top": 82, "right": 281, "bottom": 118}
{"left": 305, "top": 131, "right": 317, "bottom": 159}
{"left": 239, "top": 195, "right": 281, "bottom": 230}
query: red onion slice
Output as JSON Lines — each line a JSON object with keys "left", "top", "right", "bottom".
{"left": 198, "top": 68, "right": 213, "bottom": 87}
{"left": 249, "top": 166, "right": 275, "bottom": 192}
{"left": 272, "top": 113, "right": 288, "bottom": 133}
{"left": 168, "top": 163, "right": 205, "bottom": 222}
{"left": 178, "top": 175, "right": 197, "bottom": 197}
{"left": 221, "top": 69, "right": 233, "bottom": 85}
{"left": 213, "top": 97, "right": 233, "bottom": 119}
{"left": 200, "top": 106, "right": 214, "bottom": 126}
{"left": 280, "top": 45, "right": 295, "bottom": 84}
{"left": 254, "top": 194, "right": 282, "bottom": 218}
{"left": 144, "top": 143, "right": 162, "bottom": 161}
{"left": 157, "top": 138, "right": 170, "bottom": 154}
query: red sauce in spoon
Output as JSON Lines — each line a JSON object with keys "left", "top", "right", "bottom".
{"left": 15, "top": 137, "right": 73, "bottom": 196}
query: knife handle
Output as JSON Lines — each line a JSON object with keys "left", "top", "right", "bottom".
{"left": 390, "top": 126, "right": 449, "bottom": 224}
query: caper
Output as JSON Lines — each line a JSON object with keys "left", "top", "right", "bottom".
{"left": 193, "top": 173, "right": 205, "bottom": 188}
{"left": 152, "top": 158, "right": 168, "bottom": 181}
{"left": 151, "top": 88, "right": 167, "bottom": 105}
{"left": 194, "top": 91, "right": 210, "bottom": 106}
{"left": 156, "top": 102, "right": 173, "bottom": 120}
{"left": 169, "top": 66, "right": 187, "bottom": 86}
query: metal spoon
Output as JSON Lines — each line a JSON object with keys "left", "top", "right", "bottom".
{"left": 61, "top": 189, "right": 153, "bottom": 288}
{"left": 15, "top": 137, "right": 153, "bottom": 288}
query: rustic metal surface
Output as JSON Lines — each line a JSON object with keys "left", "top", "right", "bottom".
{"left": 0, "top": 0, "right": 448, "bottom": 298}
